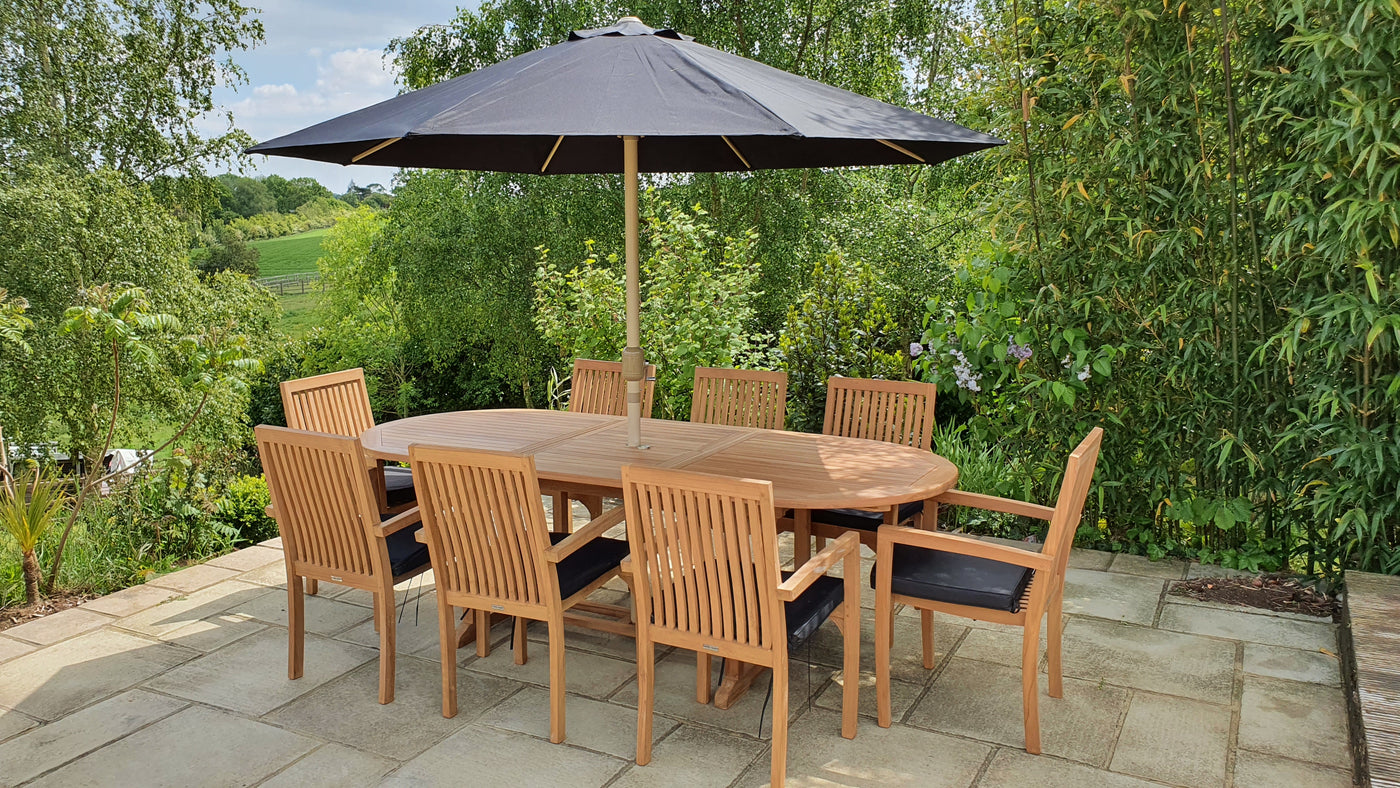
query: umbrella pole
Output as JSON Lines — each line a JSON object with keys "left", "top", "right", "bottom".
{"left": 622, "top": 135, "right": 645, "bottom": 448}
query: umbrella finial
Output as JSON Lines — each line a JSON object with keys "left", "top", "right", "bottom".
{"left": 618, "top": 15, "right": 642, "bottom": 23}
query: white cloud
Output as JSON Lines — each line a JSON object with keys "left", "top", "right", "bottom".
{"left": 227, "top": 47, "right": 397, "bottom": 133}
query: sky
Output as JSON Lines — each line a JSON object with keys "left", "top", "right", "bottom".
{"left": 208, "top": 0, "right": 469, "bottom": 193}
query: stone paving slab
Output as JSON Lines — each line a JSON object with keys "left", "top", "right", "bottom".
{"left": 1237, "top": 675, "right": 1351, "bottom": 770}
{"left": 1243, "top": 642, "right": 1341, "bottom": 686}
{"left": 1231, "top": 749, "right": 1353, "bottom": 788}
{"left": 478, "top": 687, "right": 676, "bottom": 759}
{"left": 230, "top": 588, "right": 374, "bottom": 636}
{"left": 609, "top": 724, "right": 767, "bottom": 788}
{"left": 260, "top": 742, "right": 398, "bottom": 788}
{"left": 78, "top": 583, "right": 180, "bottom": 618}
{"left": 157, "top": 611, "right": 267, "bottom": 653}
{"left": 1060, "top": 616, "right": 1236, "bottom": 702}
{"left": 1109, "top": 552, "right": 1188, "bottom": 580}
{"left": 3, "top": 608, "right": 113, "bottom": 647}
{"left": 383, "top": 723, "right": 627, "bottom": 786}
{"left": 906, "top": 657, "right": 1128, "bottom": 767}
{"left": 0, "top": 628, "right": 193, "bottom": 722}
{"left": 735, "top": 707, "right": 991, "bottom": 787}
{"left": 1061, "top": 569, "right": 1164, "bottom": 626}
{"left": 0, "top": 706, "right": 38, "bottom": 745}
{"left": 0, "top": 689, "right": 187, "bottom": 785}
{"left": 1157, "top": 602, "right": 1336, "bottom": 651}
{"left": 143, "top": 627, "right": 375, "bottom": 716}
{"left": 267, "top": 656, "right": 517, "bottom": 761}
{"left": 206, "top": 545, "right": 283, "bottom": 572}
{"left": 1109, "top": 692, "right": 1230, "bottom": 788}
{"left": 0, "top": 635, "right": 36, "bottom": 664}
{"left": 465, "top": 633, "right": 639, "bottom": 699}
{"left": 111, "top": 579, "right": 272, "bottom": 639}
{"left": 977, "top": 749, "right": 1163, "bottom": 788}
{"left": 145, "top": 562, "right": 241, "bottom": 593}
{"left": 26, "top": 705, "right": 318, "bottom": 788}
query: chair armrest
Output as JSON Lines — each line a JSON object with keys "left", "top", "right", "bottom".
{"left": 544, "top": 505, "right": 627, "bottom": 564}
{"left": 935, "top": 489, "right": 1056, "bottom": 521}
{"left": 777, "top": 531, "right": 859, "bottom": 602}
{"left": 619, "top": 557, "right": 633, "bottom": 576}
{"left": 876, "top": 525, "right": 1054, "bottom": 572}
{"left": 374, "top": 507, "right": 422, "bottom": 537}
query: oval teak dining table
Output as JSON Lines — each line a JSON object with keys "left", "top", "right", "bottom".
{"left": 359, "top": 408, "right": 958, "bottom": 511}
{"left": 361, "top": 408, "right": 959, "bottom": 707}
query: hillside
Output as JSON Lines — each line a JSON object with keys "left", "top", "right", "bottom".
{"left": 251, "top": 228, "right": 328, "bottom": 277}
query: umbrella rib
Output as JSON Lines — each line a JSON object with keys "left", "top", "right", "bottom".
{"left": 721, "top": 136, "right": 751, "bottom": 169}
{"left": 540, "top": 135, "right": 565, "bottom": 173}
{"left": 876, "top": 139, "right": 925, "bottom": 163}
{"left": 351, "top": 137, "right": 402, "bottom": 163}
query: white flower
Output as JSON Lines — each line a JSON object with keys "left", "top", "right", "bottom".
{"left": 1077, "top": 365, "right": 1091, "bottom": 382}
{"left": 909, "top": 342, "right": 924, "bottom": 358}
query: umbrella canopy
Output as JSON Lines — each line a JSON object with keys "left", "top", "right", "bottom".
{"left": 249, "top": 17, "right": 1004, "bottom": 446}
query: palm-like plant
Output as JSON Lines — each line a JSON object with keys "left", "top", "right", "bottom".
{"left": 1, "top": 464, "right": 70, "bottom": 606}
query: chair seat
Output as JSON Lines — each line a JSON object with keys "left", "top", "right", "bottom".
{"left": 547, "top": 532, "right": 630, "bottom": 599}
{"left": 812, "top": 499, "right": 923, "bottom": 531}
{"left": 873, "top": 544, "right": 1033, "bottom": 613}
{"left": 382, "top": 516, "right": 430, "bottom": 578}
{"left": 383, "top": 465, "right": 416, "bottom": 508}
{"left": 781, "top": 571, "right": 844, "bottom": 647}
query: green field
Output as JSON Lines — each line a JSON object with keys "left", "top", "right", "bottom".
{"left": 251, "top": 228, "right": 329, "bottom": 277}
{"left": 277, "top": 291, "right": 322, "bottom": 339}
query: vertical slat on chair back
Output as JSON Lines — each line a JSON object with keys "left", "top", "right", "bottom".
{"left": 822, "top": 377, "right": 937, "bottom": 450}
{"left": 569, "top": 358, "right": 657, "bottom": 417}
{"left": 280, "top": 368, "right": 376, "bottom": 438}
{"left": 689, "top": 367, "right": 787, "bottom": 430}
{"left": 622, "top": 465, "right": 782, "bottom": 651}
{"left": 255, "top": 425, "right": 383, "bottom": 581}
{"left": 1041, "top": 427, "right": 1105, "bottom": 579}
{"left": 409, "top": 445, "right": 552, "bottom": 607}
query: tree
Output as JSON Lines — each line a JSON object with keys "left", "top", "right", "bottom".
{"left": 0, "top": 0, "right": 265, "bottom": 180}
{"left": 216, "top": 174, "right": 276, "bottom": 218}
{"left": 197, "top": 227, "right": 261, "bottom": 277}
{"left": 1, "top": 465, "right": 68, "bottom": 606}
{"left": 265, "top": 175, "right": 332, "bottom": 214}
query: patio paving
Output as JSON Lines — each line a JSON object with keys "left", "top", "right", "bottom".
{"left": 0, "top": 522, "right": 1352, "bottom": 787}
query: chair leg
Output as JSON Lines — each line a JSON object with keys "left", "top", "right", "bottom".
{"left": 770, "top": 657, "right": 790, "bottom": 788}
{"left": 305, "top": 577, "right": 319, "bottom": 596}
{"left": 921, "top": 610, "right": 936, "bottom": 670}
{"left": 636, "top": 639, "right": 655, "bottom": 766}
{"left": 1048, "top": 589, "right": 1065, "bottom": 699}
{"left": 475, "top": 609, "right": 491, "bottom": 658}
{"left": 793, "top": 509, "right": 812, "bottom": 565}
{"left": 514, "top": 616, "right": 529, "bottom": 665}
{"left": 552, "top": 492, "right": 571, "bottom": 533}
{"left": 1021, "top": 613, "right": 1043, "bottom": 754}
{"left": 548, "top": 617, "right": 567, "bottom": 744}
{"left": 438, "top": 598, "right": 458, "bottom": 718}
{"left": 579, "top": 494, "right": 603, "bottom": 519}
{"left": 841, "top": 600, "right": 859, "bottom": 740}
{"left": 696, "top": 652, "right": 712, "bottom": 704}
{"left": 875, "top": 592, "right": 893, "bottom": 728}
{"left": 376, "top": 590, "right": 397, "bottom": 705}
{"left": 287, "top": 574, "right": 305, "bottom": 680}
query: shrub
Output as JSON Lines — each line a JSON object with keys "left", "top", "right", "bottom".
{"left": 215, "top": 474, "right": 277, "bottom": 546}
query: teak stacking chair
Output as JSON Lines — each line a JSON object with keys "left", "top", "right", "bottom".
{"left": 548, "top": 358, "right": 657, "bottom": 532}
{"left": 280, "top": 367, "right": 415, "bottom": 515}
{"left": 689, "top": 367, "right": 787, "bottom": 430}
{"left": 872, "top": 427, "right": 1103, "bottom": 754}
{"left": 254, "top": 425, "right": 431, "bottom": 705}
{"left": 621, "top": 465, "right": 860, "bottom": 787}
{"left": 408, "top": 445, "right": 631, "bottom": 742}
{"left": 795, "top": 377, "right": 938, "bottom": 563}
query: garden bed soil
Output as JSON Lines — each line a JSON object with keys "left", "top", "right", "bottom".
{"left": 0, "top": 592, "right": 95, "bottom": 634}
{"left": 1170, "top": 573, "right": 1336, "bottom": 618}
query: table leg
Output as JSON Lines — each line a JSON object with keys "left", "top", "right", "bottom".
{"left": 713, "top": 659, "right": 767, "bottom": 710}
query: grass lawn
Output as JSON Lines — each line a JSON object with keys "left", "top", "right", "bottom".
{"left": 277, "top": 291, "right": 323, "bottom": 339}
{"left": 251, "top": 228, "right": 329, "bottom": 277}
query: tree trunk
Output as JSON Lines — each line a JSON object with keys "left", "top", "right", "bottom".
{"left": 22, "top": 549, "right": 41, "bottom": 606}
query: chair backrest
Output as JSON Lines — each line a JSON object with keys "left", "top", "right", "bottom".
{"left": 408, "top": 445, "right": 554, "bottom": 608}
{"left": 255, "top": 425, "right": 386, "bottom": 585}
{"left": 569, "top": 358, "right": 657, "bottom": 418}
{"left": 822, "top": 377, "right": 937, "bottom": 450}
{"left": 1041, "top": 427, "right": 1105, "bottom": 579}
{"left": 280, "top": 368, "right": 376, "bottom": 438}
{"left": 690, "top": 367, "right": 787, "bottom": 430}
{"left": 622, "top": 465, "right": 783, "bottom": 652}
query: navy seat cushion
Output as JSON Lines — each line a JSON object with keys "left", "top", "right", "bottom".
{"left": 381, "top": 515, "right": 430, "bottom": 577}
{"left": 547, "top": 532, "right": 630, "bottom": 600}
{"left": 872, "top": 544, "right": 1034, "bottom": 613}
{"left": 812, "top": 500, "right": 923, "bottom": 531}
{"left": 781, "top": 571, "right": 844, "bottom": 647}
{"left": 383, "top": 465, "right": 416, "bottom": 508}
